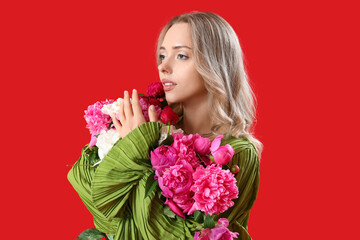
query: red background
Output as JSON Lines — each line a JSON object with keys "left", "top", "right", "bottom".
{"left": 1, "top": 0, "right": 359, "bottom": 239}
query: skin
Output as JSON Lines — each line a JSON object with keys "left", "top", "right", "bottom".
{"left": 112, "top": 23, "right": 212, "bottom": 137}
{"left": 158, "top": 23, "right": 212, "bottom": 135}
{"left": 111, "top": 89, "right": 158, "bottom": 137}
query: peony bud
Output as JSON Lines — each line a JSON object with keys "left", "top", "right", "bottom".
{"left": 230, "top": 165, "right": 240, "bottom": 174}
{"left": 212, "top": 144, "right": 235, "bottom": 166}
{"left": 193, "top": 135, "right": 211, "bottom": 155}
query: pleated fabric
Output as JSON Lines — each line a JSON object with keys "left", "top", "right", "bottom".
{"left": 68, "top": 122, "right": 260, "bottom": 240}
{"left": 67, "top": 144, "right": 120, "bottom": 234}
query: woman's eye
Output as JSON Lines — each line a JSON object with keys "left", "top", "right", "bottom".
{"left": 178, "top": 54, "right": 188, "bottom": 60}
{"left": 159, "top": 54, "right": 166, "bottom": 61}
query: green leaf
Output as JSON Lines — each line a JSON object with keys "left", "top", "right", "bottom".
{"left": 157, "top": 185, "right": 163, "bottom": 199}
{"left": 222, "top": 164, "right": 230, "bottom": 170}
{"left": 193, "top": 210, "right": 204, "bottom": 223}
{"left": 144, "top": 171, "right": 158, "bottom": 199}
{"left": 204, "top": 214, "right": 215, "bottom": 229}
{"left": 88, "top": 147, "right": 99, "bottom": 165}
{"left": 209, "top": 155, "right": 215, "bottom": 164}
{"left": 134, "top": 158, "right": 152, "bottom": 168}
{"left": 160, "top": 134, "right": 174, "bottom": 146}
{"left": 163, "top": 205, "right": 176, "bottom": 218}
{"left": 76, "top": 228, "right": 105, "bottom": 240}
{"left": 160, "top": 98, "right": 168, "bottom": 108}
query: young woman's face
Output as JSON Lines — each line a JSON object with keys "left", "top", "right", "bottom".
{"left": 158, "top": 23, "right": 207, "bottom": 104}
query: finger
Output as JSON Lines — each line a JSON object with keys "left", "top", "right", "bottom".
{"left": 148, "top": 105, "right": 158, "bottom": 122}
{"left": 123, "top": 90, "right": 133, "bottom": 118}
{"left": 117, "top": 100, "right": 126, "bottom": 123}
{"left": 111, "top": 113, "right": 122, "bottom": 132}
{"left": 131, "top": 89, "right": 143, "bottom": 117}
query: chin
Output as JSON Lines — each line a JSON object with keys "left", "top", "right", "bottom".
{"left": 165, "top": 93, "right": 176, "bottom": 104}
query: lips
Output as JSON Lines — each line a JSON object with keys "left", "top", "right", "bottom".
{"left": 162, "top": 79, "right": 177, "bottom": 92}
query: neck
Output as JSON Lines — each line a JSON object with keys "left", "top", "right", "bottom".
{"left": 180, "top": 94, "right": 212, "bottom": 135}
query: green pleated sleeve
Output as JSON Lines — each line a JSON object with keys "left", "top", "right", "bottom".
{"left": 218, "top": 137, "right": 260, "bottom": 240}
{"left": 68, "top": 122, "right": 260, "bottom": 240}
{"left": 67, "top": 144, "right": 120, "bottom": 234}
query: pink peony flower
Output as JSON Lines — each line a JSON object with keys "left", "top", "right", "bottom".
{"left": 171, "top": 133, "right": 201, "bottom": 168}
{"left": 188, "top": 165, "right": 239, "bottom": 216}
{"left": 160, "top": 106, "right": 179, "bottom": 125}
{"left": 210, "top": 135, "right": 223, "bottom": 153}
{"left": 172, "top": 193, "right": 194, "bottom": 213}
{"left": 147, "top": 82, "right": 165, "bottom": 98}
{"left": 210, "top": 135, "right": 235, "bottom": 166}
{"left": 165, "top": 198, "right": 185, "bottom": 219}
{"left": 158, "top": 160, "right": 194, "bottom": 199}
{"left": 84, "top": 99, "right": 114, "bottom": 135}
{"left": 89, "top": 134, "right": 97, "bottom": 147}
{"left": 193, "top": 134, "right": 211, "bottom": 156}
{"left": 151, "top": 145, "right": 178, "bottom": 178}
{"left": 195, "top": 218, "right": 239, "bottom": 240}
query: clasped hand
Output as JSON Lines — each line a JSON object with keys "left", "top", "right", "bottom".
{"left": 111, "top": 89, "right": 158, "bottom": 138}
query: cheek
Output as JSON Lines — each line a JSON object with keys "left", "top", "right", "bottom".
{"left": 183, "top": 64, "right": 204, "bottom": 86}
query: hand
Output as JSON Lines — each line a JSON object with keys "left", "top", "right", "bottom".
{"left": 111, "top": 89, "right": 158, "bottom": 138}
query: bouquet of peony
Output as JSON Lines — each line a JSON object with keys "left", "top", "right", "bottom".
{"left": 77, "top": 83, "right": 240, "bottom": 240}
{"left": 148, "top": 130, "right": 240, "bottom": 239}
{"left": 83, "top": 82, "right": 178, "bottom": 166}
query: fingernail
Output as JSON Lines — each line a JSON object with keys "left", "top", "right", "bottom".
{"left": 124, "top": 90, "right": 128, "bottom": 96}
{"left": 133, "top": 89, "right": 137, "bottom": 94}
{"left": 150, "top": 105, "right": 155, "bottom": 111}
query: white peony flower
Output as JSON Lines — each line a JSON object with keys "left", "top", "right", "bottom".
{"left": 94, "top": 128, "right": 121, "bottom": 166}
{"left": 158, "top": 125, "right": 184, "bottom": 145}
{"left": 101, "top": 98, "right": 124, "bottom": 116}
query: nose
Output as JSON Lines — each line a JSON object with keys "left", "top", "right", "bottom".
{"left": 158, "top": 58, "right": 172, "bottom": 74}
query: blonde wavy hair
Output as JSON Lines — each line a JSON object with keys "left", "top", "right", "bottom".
{"left": 156, "top": 11, "right": 263, "bottom": 156}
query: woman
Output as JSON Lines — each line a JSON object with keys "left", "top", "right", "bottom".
{"left": 68, "top": 11, "right": 262, "bottom": 240}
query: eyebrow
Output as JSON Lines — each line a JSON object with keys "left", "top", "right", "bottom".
{"left": 160, "top": 45, "right": 192, "bottom": 50}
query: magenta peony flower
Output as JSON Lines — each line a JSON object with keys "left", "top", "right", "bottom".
{"left": 193, "top": 134, "right": 211, "bottom": 156}
{"left": 147, "top": 82, "right": 165, "bottom": 98}
{"left": 171, "top": 133, "right": 201, "bottom": 168}
{"left": 210, "top": 135, "right": 235, "bottom": 166}
{"left": 160, "top": 106, "right": 179, "bottom": 125}
{"left": 139, "top": 96, "right": 162, "bottom": 122}
{"left": 188, "top": 165, "right": 239, "bottom": 216}
{"left": 165, "top": 198, "right": 185, "bottom": 219}
{"left": 195, "top": 218, "right": 239, "bottom": 240}
{"left": 201, "top": 155, "right": 212, "bottom": 166}
{"left": 148, "top": 97, "right": 161, "bottom": 106}
{"left": 84, "top": 100, "right": 114, "bottom": 135}
{"left": 151, "top": 145, "right": 178, "bottom": 178}
{"left": 158, "top": 160, "right": 194, "bottom": 199}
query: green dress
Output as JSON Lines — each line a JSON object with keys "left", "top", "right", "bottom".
{"left": 68, "top": 122, "right": 260, "bottom": 240}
